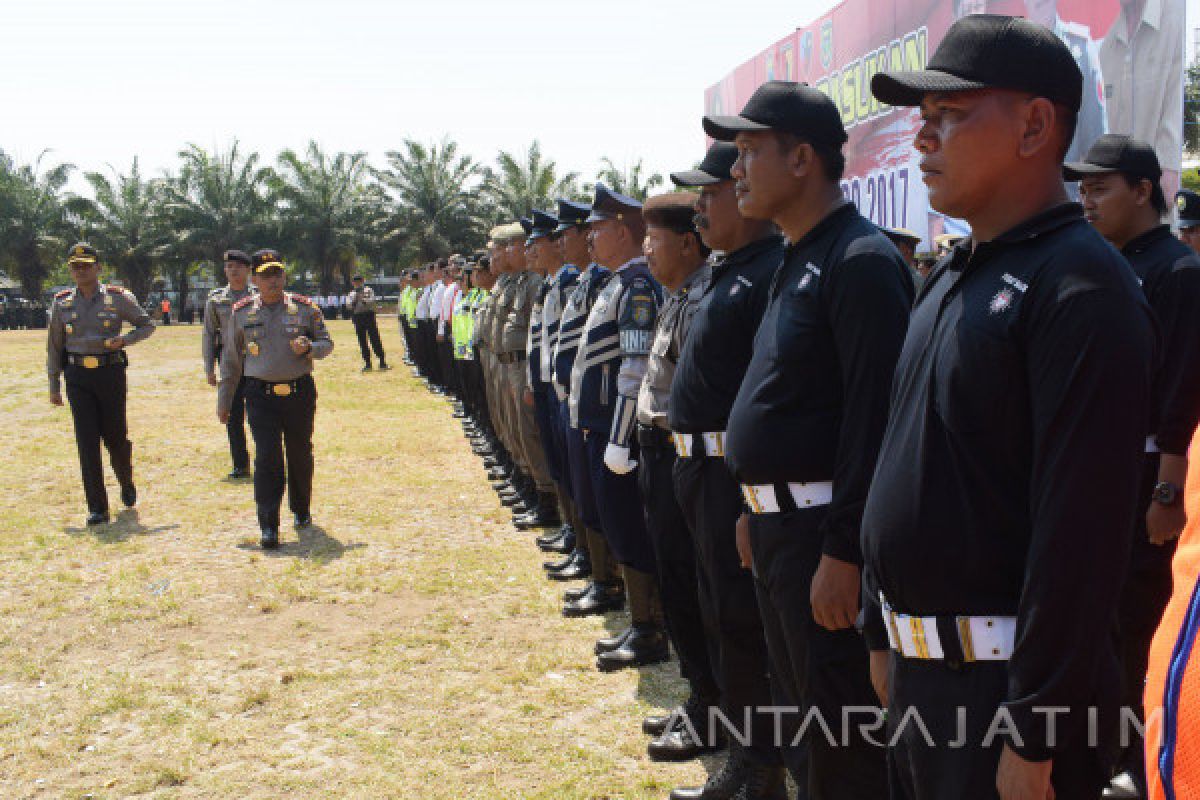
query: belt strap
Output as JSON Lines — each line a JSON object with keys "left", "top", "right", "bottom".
{"left": 247, "top": 376, "right": 304, "bottom": 396}
{"left": 66, "top": 351, "right": 127, "bottom": 368}
{"left": 880, "top": 593, "right": 1015, "bottom": 662}
{"left": 636, "top": 424, "right": 671, "bottom": 448}
{"left": 672, "top": 431, "right": 726, "bottom": 459}
{"left": 741, "top": 481, "right": 833, "bottom": 514}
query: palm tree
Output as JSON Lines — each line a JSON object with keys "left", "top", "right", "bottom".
{"left": 71, "top": 157, "right": 165, "bottom": 299}
{"left": 0, "top": 150, "right": 75, "bottom": 297}
{"left": 375, "top": 137, "right": 487, "bottom": 263}
{"left": 591, "top": 157, "right": 664, "bottom": 202}
{"left": 270, "top": 142, "right": 378, "bottom": 294}
{"left": 160, "top": 141, "right": 274, "bottom": 311}
{"left": 481, "top": 141, "right": 582, "bottom": 219}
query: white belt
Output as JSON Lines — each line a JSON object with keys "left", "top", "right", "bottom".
{"left": 1146, "top": 435, "right": 1160, "bottom": 453}
{"left": 881, "top": 594, "right": 1015, "bottom": 662}
{"left": 741, "top": 481, "right": 833, "bottom": 513}
{"left": 672, "top": 431, "right": 726, "bottom": 458}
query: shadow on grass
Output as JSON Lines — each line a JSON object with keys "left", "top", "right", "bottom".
{"left": 236, "top": 523, "right": 366, "bottom": 563}
{"left": 64, "top": 509, "right": 180, "bottom": 542}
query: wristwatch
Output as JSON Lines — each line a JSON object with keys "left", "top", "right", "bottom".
{"left": 1152, "top": 481, "right": 1181, "bottom": 506}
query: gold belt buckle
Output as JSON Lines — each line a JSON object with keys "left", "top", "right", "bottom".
{"left": 273, "top": 383, "right": 292, "bottom": 397}
{"left": 81, "top": 356, "right": 100, "bottom": 369}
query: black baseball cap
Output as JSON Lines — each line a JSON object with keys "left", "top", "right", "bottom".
{"left": 703, "top": 81, "right": 847, "bottom": 147}
{"left": 871, "top": 14, "right": 1082, "bottom": 112}
{"left": 223, "top": 249, "right": 251, "bottom": 266}
{"left": 1177, "top": 190, "right": 1200, "bottom": 228}
{"left": 1062, "top": 134, "right": 1161, "bottom": 182}
{"left": 671, "top": 142, "right": 740, "bottom": 187}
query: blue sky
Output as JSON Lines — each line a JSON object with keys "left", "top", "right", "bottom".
{"left": 2, "top": 0, "right": 1197, "bottom": 190}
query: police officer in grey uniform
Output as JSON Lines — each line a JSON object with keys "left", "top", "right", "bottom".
{"left": 203, "top": 249, "right": 256, "bottom": 479}
{"left": 217, "top": 249, "right": 333, "bottom": 549}
{"left": 48, "top": 243, "right": 155, "bottom": 526}
{"left": 348, "top": 274, "right": 388, "bottom": 372}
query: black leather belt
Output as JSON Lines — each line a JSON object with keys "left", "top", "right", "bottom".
{"left": 497, "top": 352, "right": 527, "bottom": 364}
{"left": 246, "top": 375, "right": 310, "bottom": 397}
{"left": 636, "top": 424, "right": 671, "bottom": 448}
{"left": 66, "top": 351, "right": 127, "bottom": 368}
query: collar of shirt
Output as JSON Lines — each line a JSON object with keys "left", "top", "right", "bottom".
{"left": 711, "top": 234, "right": 786, "bottom": 282}
{"left": 668, "top": 263, "right": 709, "bottom": 300}
{"left": 933, "top": 203, "right": 1084, "bottom": 284}
{"left": 615, "top": 256, "right": 646, "bottom": 273}
{"left": 783, "top": 202, "right": 857, "bottom": 253}
{"left": 1121, "top": 223, "right": 1174, "bottom": 257}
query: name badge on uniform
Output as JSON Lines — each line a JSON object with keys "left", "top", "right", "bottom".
{"left": 104, "top": 294, "right": 114, "bottom": 307}
{"left": 247, "top": 342, "right": 260, "bottom": 356}
{"left": 65, "top": 323, "right": 74, "bottom": 334}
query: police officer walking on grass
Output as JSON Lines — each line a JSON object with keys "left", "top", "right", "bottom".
{"left": 217, "top": 249, "right": 333, "bottom": 550}
{"left": 348, "top": 273, "right": 388, "bottom": 372}
{"left": 203, "top": 249, "right": 256, "bottom": 479}
{"left": 48, "top": 243, "right": 155, "bottom": 526}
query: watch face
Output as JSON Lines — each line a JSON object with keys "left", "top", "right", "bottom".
{"left": 1155, "top": 482, "right": 1180, "bottom": 505}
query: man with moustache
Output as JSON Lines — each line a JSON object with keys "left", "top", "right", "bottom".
{"left": 664, "top": 142, "right": 786, "bottom": 800}
{"left": 709, "top": 80, "right": 912, "bottom": 800}
{"left": 203, "top": 249, "right": 256, "bottom": 479}
{"left": 1067, "top": 134, "right": 1200, "bottom": 799}
{"left": 864, "top": 15, "right": 1156, "bottom": 799}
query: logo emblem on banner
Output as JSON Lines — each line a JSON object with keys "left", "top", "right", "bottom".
{"left": 820, "top": 20, "right": 834, "bottom": 69}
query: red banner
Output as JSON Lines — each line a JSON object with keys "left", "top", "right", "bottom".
{"left": 705, "top": 0, "right": 1184, "bottom": 248}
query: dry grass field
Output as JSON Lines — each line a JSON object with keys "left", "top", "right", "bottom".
{"left": 0, "top": 319, "right": 711, "bottom": 799}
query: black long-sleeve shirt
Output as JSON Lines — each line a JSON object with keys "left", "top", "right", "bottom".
{"left": 861, "top": 203, "right": 1157, "bottom": 761}
{"left": 725, "top": 203, "right": 914, "bottom": 565}
{"left": 1122, "top": 224, "right": 1200, "bottom": 456}
{"left": 669, "top": 234, "right": 784, "bottom": 433}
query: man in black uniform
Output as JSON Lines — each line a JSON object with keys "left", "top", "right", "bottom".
{"left": 864, "top": 16, "right": 1157, "bottom": 799}
{"left": 203, "top": 249, "right": 256, "bottom": 479}
{"left": 1176, "top": 189, "right": 1200, "bottom": 254}
{"left": 1067, "top": 134, "right": 1200, "bottom": 799}
{"left": 665, "top": 142, "right": 786, "bottom": 800}
{"left": 218, "top": 249, "right": 334, "bottom": 549}
{"left": 711, "top": 81, "right": 913, "bottom": 800}
{"left": 347, "top": 274, "right": 388, "bottom": 372}
{"left": 47, "top": 243, "right": 156, "bottom": 526}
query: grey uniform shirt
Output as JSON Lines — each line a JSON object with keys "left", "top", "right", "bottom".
{"left": 217, "top": 293, "right": 333, "bottom": 414}
{"left": 347, "top": 286, "right": 377, "bottom": 314}
{"left": 47, "top": 285, "right": 154, "bottom": 394}
{"left": 502, "top": 271, "right": 538, "bottom": 354}
{"left": 202, "top": 285, "right": 255, "bottom": 376}
{"left": 636, "top": 264, "right": 710, "bottom": 429}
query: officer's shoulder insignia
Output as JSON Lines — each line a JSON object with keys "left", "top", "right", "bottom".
{"left": 1179, "top": 195, "right": 1188, "bottom": 212}
{"left": 232, "top": 296, "right": 255, "bottom": 311}
{"left": 104, "top": 284, "right": 127, "bottom": 294}
{"left": 290, "top": 294, "right": 313, "bottom": 306}
{"left": 54, "top": 289, "right": 72, "bottom": 299}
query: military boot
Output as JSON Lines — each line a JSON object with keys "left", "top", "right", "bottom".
{"left": 597, "top": 567, "right": 669, "bottom": 671}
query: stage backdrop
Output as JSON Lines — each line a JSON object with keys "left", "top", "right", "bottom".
{"left": 705, "top": 0, "right": 1185, "bottom": 248}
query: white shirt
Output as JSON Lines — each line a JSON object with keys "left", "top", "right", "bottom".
{"left": 438, "top": 283, "right": 461, "bottom": 336}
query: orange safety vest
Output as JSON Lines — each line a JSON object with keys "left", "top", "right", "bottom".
{"left": 161, "top": 299, "right": 171, "bottom": 313}
{"left": 1146, "top": 423, "right": 1200, "bottom": 800}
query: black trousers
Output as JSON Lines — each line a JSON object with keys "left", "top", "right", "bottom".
{"left": 64, "top": 363, "right": 133, "bottom": 513}
{"left": 352, "top": 311, "right": 385, "bottom": 365}
{"left": 750, "top": 508, "right": 884, "bottom": 798}
{"left": 673, "top": 455, "right": 781, "bottom": 768}
{"left": 639, "top": 434, "right": 719, "bottom": 703}
{"left": 437, "top": 337, "right": 457, "bottom": 395}
{"left": 245, "top": 375, "right": 317, "bottom": 528}
{"left": 587, "top": 430, "right": 655, "bottom": 573}
{"left": 224, "top": 374, "right": 249, "bottom": 471}
{"left": 887, "top": 656, "right": 1117, "bottom": 800}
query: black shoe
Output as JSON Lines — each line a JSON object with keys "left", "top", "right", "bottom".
{"left": 378, "top": 362, "right": 390, "bottom": 370}
{"left": 500, "top": 493, "right": 523, "bottom": 508}
{"left": 543, "top": 551, "right": 578, "bottom": 572}
{"left": 594, "top": 626, "right": 633, "bottom": 655}
{"left": 120, "top": 483, "right": 137, "bottom": 508}
{"left": 563, "top": 582, "right": 592, "bottom": 603}
{"left": 228, "top": 467, "right": 250, "bottom": 479}
{"left": 541, "top": 528, "right": 576, "bottom": 554}
{"left": 644, "top": 711, "right": 675, "bottom": 737}
{"left": 536, "top": 524, "right": 572, "bottom": 549}
{"left": 669, "top": 750, "right": 746, "bottom": 800}
{"left": 645, "top": 695, "right": 711, "bottom": 736}
{"left": 1103, "top": 771, "right": 1146, "bottom": 799}
{"left": 260, "top": 528, "right": 280, "bottom": 549}
{"left": 562, "top": 581, "right": 624, "bottom": 617}
{"left": 362, "top": 363, "right": 373, "bottom": 372}
{"left": 732, "top": 763, "right": 786, "bottom": 800}
{"left": 86, "top": 511, "right": 110, "bottom": 526}
{"left": 597, "top": 624, "right": 670, "bottom": 671}
{"left": 548, "top": 557, "right": 592, "bottom": 581}
{"left": 648, "top": 722, "right": 725, "bottom": 762}
{"left": 294, "top": 513, "right": 312, "bottom": 529}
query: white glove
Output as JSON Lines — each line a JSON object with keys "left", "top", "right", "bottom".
{"left": 604, "top": 443, "right": 638, "bottom": 475}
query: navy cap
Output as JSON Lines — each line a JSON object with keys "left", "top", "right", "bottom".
{"left": 586, "top": 183, "right": 643, "bottom": 223}
{"left": 67, "top": 242, "right": 98, "bottom": 264}
{"left": 1063, "top": 134, "right": 1161, "bottom": 183}
{"left": 1177, "top": 190, "right": 1200, "bottom": 228}
{"left": 251, "top": 249, "right": 285, "bottom": 273}
{"left": 871, "top": 15, "right": 1082, "bottom": 112}
{"left": 527, "top": 209, "right": 559, "bottom": 244}
{"left": 671, "top": 142, "right": 739, "bottom": 187}
{"left": 703, "top": 81, "right": 847, "bottom": 148}
{"left": 554, "top": 199, "right": 591, "bottom": 234}
{"left": 223, "top": 249, "right": 251, "bottom": 266}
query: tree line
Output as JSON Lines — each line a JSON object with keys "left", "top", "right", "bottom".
{"left": 0, "top": 139, "right": 664, "bottom": 303}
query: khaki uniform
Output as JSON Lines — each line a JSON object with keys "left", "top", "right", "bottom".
{"left": 203, "top": 284, "right": 256, "bottom": 472}
{"left": 503, "top": 270, "right": 552, "bottom": 490}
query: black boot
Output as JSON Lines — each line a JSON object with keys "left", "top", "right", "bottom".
{"left": 670, "top": 748, "right": 747, "bottom": 800}
{"left": 257, "top": 505, "right": 280, "bottom": 550}
{"left": 514, "top": 492, "right": 561, "bottom": 530}
{"left": 536, "top": 523, "right": 573, "bottom": 551}
{"left": 648, "top": 697, "right": 725, "bottom": 761}
{"left": 120, "top": 481, "right": 137, "bottom": 508}
{"left": 733, "top": 762, "right": 787, "bottom": 800}
{"left": 594, "top": 626, "right": 633, "bottom": 655}
{"left": 597, "top": 623, "right": 670, "bottom": 671}
{"left": 86, "top": 510, "right": 110, "bottom": 526}
{"left": 541, "top": 526, "right": 576, "bottom": 554}
{"left": 644, "top": 694, "right": 713, "bottom": 736}
{"left": 546, "top": 549, "right": 591, "bottom": 581}
{"left": 562, "top": 580, "right": 624, "bottom": 617}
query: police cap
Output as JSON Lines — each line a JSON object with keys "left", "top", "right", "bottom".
{"left": 1063, "top": 134, "right": 1161, "bottom": 183}
{"left": 586, "top": 183, "right": 643, "bottom": 224}
{"left": 251, "top": 249, "right": 285, "bottom": 274}
{"left": 1177, "top": 190, "right": 1200, "bottom": 229}
{"left": 554, "top": 199, "right": 591, "bottom": 234}
{"left": 67, "top": 242, "right": 98, "bottom": 264}
{"left": 671, "top": 142, "right": 739, "bottom": 187}
{"left": 703, "top": 81, "right": 847, "bottom": 148}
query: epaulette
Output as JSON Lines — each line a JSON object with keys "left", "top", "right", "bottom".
{"left": 290, "top": 294, "right": 313, "bottom": 306}
{"left": 232, "top": 296, "right": 255, "bottom": 311}
{"left": 54, "top": 289, "right": 72, "bottom": 299}
{"left": 105, "top": 284, "right": 127, "bottom": 294}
